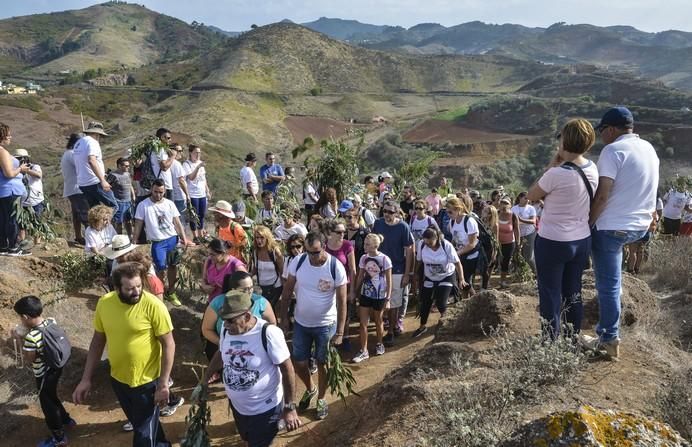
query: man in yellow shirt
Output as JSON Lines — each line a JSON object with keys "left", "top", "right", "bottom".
{"left": 73, "top": 262, "right": 175, "bottom": 447}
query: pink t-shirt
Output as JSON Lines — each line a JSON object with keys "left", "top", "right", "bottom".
{"left": 425, "top": 194, "right": 441, "bottom": 215}
{"left": 537, "top": 162, "right": 599, "bottom": 242}
{"left": 205, "top": 256, "right": 246, "bottom": 302}
{"left": 326, "top": 240, "right": 354, "bottom": 283}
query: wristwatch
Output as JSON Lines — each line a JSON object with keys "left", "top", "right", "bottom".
{"left": 284, "top": 402, "right": 297, "bottom": 411}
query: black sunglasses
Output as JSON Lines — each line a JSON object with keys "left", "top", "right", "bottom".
{"left": 290, "top": 244, "right": 303, "bottom": 249}
{"left": 332, "top": 230, "right": 345, "bottom": 235}
{"left": 415, "top": 207, "right": 426, "bottom": 210}
{"left": 306, "top": 250, "right": 321, "bottom": 256}
{"left": 383, "top": 209, "right": 396, "bottom": 214}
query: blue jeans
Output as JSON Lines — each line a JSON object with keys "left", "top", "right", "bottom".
{"left": 111, "top": 378, "right": 170, "bottom": 447}
{"left": 79, "top": 183, "right": 117, "bottom": 209}
{"left": 292, "top": 321, "right": 336, "bottom": 363}
{"left": 591, "top": 229, "right": 646, "bottom": 342}
{"left": 189, "top": 197, "right": 207, "bottom": 231}
{"left": 113, "top": 201, "right": 132, "bottom": 224}
{"left": 535, "top": 235, "right": 591, "bottom": 339}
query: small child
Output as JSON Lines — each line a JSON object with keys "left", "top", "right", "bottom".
{"left": 12, "top": 296, "right": 74, "bottom": 447}
{"left": 84, "top": 204, "right": 117, "bottom": 255}
{"left": 351, "top": 233, "right": 392, "bottom": 363}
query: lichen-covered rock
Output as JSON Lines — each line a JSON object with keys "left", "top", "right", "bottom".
{"left": 500, "top": 406, "right": 690, "bottom": 447}
{"left": 435, "top": 289, "right": 516, "bottom": 340}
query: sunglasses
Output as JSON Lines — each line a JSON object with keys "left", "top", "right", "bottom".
{"left": 383, "top": 209, "right": 396, "bottom": 215}
{"left": 415, "top": 207, "right": 426, "bottom": 210}
{"left": 306, "top": 250, "right": 322, "bottom": 256}
{"left": 332, "top": 230, "right": 345, "bottom": 235}
{"left": 290, "top": 244, "right": 303, "bottom": 249}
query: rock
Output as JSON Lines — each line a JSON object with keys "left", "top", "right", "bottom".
{"left": 436, "top": 290, "right": 517, "bottom": 341}
{"left": 500, "top": 406, "right": 690, "bottom": 447}
{"left": 581, "top": 270, "right": 658, "bottom": 329}
{"left": 43, "top": 237, "right": 69, "bottom": 252}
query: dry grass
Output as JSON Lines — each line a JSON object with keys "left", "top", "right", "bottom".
{"left": 645, "top": 236, "right": 692, "bottom": 291}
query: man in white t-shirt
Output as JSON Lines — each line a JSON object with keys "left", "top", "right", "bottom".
{"left": 511, "top": 193, "right": 537, "bottom": 273}
{"left": 206, "top": 290, "right": 301, "bottom": 446}
{"left": 240, "top": 153, "right": 259, "bottom": 201}
{"left": 73, "top": 121, "right": 117, "bottom": 208}
{"left": 151, "top": 128, "right": 174, "bottom": 200}
{"left": 661, "top": 187, "right": 692, "bottom": 235}
{"left": 585, "top": 106, "right": 660, "bottom": 360}
{"left": 133, "top": 179, "right": 192, "bottom": 306}
{"left": 168, "top": 145, "right": 190, "bottom": 228}
{"left": 61, "top": 133, "right": 89, "bottom": 244}
{"left": 279, "top": 232, "right": 347, "bottom": 421}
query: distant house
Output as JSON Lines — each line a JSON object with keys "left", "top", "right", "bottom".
{"left": 26, "top": 81, "right": 43, "bottom": 92}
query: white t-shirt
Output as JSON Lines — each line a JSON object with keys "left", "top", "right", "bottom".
{"left": 416, "top": 239, "right": 459, "bottom": 282}
{"left": 84, "top": 224, "right": 117, "bottom": 253}
{"left": 134, "top": 197, "right": 180, "bottom": 241}
{"left": 595, "top": 134, "right": 660, "bottom": 231}
{"left": 303, "top": 182, "right": 318, "bottom": 205}
{"left": 240, "top": 166, "right": 259, "bottom": 195}
{"left": 169, "top": 159, "right": 186, "bottom": 201}
{"left": 151, "top": 150, "right": 172, "bottom": 190}
{"left": 537, "top": 161, "right": 599, "bottom": 242}
{"left": 662, "top": 190, "right": 690, "bottom": 220}
{"left": 511, "top": 204, "right": 537, "bottom": 237}
{"left": 274, "top": 222, "right": 307, "bottom": 241}
{"left": 357, "top": 252, "right": 392, "bottom": 299}
{"left": 220, "top": 318, "right": 290, "bottom": 416}
{"left": 683, "top": 199, "right": 692, "bottom": 223}
{"left": 449, "top": 216, "right": 479, "bottom": 260}
{"left": 184, "top": 160, "right": 207, "bottom": 199}
{"left": 22, "top": 164, "right": 44, "bottom": 206}
{"left": 409, "top": 215, "right": 438, "bottom": 241}
{"left": 60, "top": 150, "right": 81, "bottom": 197}
{"left": 290, "top": 253, "right": 347, "bottom": 327}
{"left": 73, "top": 135, "right": 103, "bottom": 187}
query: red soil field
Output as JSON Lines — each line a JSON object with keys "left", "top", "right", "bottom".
{"left": 403, "top": 119, "right": 528, "bottom": 144}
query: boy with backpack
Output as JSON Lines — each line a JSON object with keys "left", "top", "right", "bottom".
{"left": 12, "top": 295, "right": 74, "bottom": 447}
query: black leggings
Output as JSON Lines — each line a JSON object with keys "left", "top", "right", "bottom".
{"left": 481, "top": 254, "right": 497, "bottom": 289}
{"left": 500, "top": 243, "right": 515, "bottom": 273}
{"left": 419, "top": 274, "right": 455, "bottom": 325}
{"left": 460, "top": 257, "right": 478, "bottom": 289}
{"left": 37, "top": 368, "right": 71, "bottom": 437}
{"left": 0, "top": 195, "right": 19, "bottom": 250}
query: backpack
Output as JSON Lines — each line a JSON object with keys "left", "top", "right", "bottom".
{"left": 38, "top": 320, "right": 71, "bottom": 369}
{"left": 295, "top": 253, "right": 337, "bottom": 281}
{"left": 464, "top": 215, "right": 494, "bottom": 262}
{"left": 138, "top": 145, "right": 161, "bottom": 190}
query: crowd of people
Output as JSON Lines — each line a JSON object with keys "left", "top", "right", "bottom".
{"left": 2, "top": 105, "right": 691, "bottom": 447}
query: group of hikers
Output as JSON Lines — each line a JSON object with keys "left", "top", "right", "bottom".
{"left": 1, "top": 104, "right": 691, "bottom": 447}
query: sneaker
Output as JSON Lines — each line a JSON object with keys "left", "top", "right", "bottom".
{"left": 0, "top": 247, "right": 8, "bottom": 256}
{"left": 412, "top": 326, "right": 428, "bottom": 338}
{"left": 308, "top": 358, "right": 318, "bottom": 375}
{"left": 298, "top": 386, "right": 317, "bottom": 411}
{"left": 122, "top": 421, "right": 133, "bottom": 432}
{"left": 578, "top": 334, "right": 620, "bottom": 361}
{"left": 160, "top": 396, "right": 185, "bottom": 417}
{"left": 63, "top": 417, "right": 77, "bottom": 429}
{"left": 375, "top": 343, "right": 385, "bottom": 356}
{"left": 165, "top": 293, "right": 182, "bottom": 307}
{"left": 37, "top": 437, "right": 67, "bottom": 447}
{"left": 383, "top": 333, "right": 394, "bottom": 347}
{"left": 351, "top": 350, "right": 369, "bottom": 363}
{"left": 7, "top": 247, "right": 30, "bottom": 256}
{"left": 316, "top": 398, "right": 328, "bottom": 420}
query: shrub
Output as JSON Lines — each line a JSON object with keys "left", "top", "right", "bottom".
{"left": 646, "top": 236, "right": 692, "bottom": 291}
{"left": 656, "top": 367, "right": 692, "bottom": 440}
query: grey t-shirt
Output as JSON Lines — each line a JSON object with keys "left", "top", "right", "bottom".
{"left": 110, "top": 171, "right": 132, "bottom": 202}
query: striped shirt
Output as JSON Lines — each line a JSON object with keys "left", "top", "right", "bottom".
{"left": 23, "top": 319, "right": 52, "bottom": 377}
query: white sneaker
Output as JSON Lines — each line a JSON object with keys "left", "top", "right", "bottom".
{"left": 122, "top": 421, "right": 133, "bottom": 432}
{"left": 351, "top": 349, "right": 370, "bottom": 363}
{"left": 375, "top": 343, "right": 385, "bottom": 356}
{"left": 160, "top": 396, "right": 184, "bottom": 417}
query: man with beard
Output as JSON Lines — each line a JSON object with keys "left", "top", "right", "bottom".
{"left": 73, "top": 262, "right": 175, "bottom": 447}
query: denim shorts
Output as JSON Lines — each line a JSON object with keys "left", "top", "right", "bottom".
{"left": 292, "top": 321, "right": 336, "bottom": 363}
{"left": 151, "top": 236, "right": 178, "bottom": 271}
{"left": 113, "top": 201, "right": 132, "bottom": 223}
{"left": 230, "top": 400, "right": 281, "bottom": 446}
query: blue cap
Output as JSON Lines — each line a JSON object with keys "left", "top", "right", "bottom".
{"left": 595, "top": 106, "right": 634, "bottom": 131}
{"left": 338, "top": 200, "right": 354, "bottom": 213}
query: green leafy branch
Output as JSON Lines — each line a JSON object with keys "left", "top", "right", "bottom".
{"left": 12, "top": 198, "right": 57, "bottom": 241}
{"left": 181, "top": 366, "right": 212, "bottom": 447}
{"left": 326, "top": 344, "right": 359, "bottom": 403}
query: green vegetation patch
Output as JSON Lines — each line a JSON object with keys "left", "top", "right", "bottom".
{"left": 434, "top": 105, "right": 469, "bottom": 121}
{"left": 0, "top": 95, "right": 43, "bottom": 112}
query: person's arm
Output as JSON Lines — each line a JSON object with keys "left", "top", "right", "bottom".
{"left": 177, "top": 176, "right": 190, "bottom": 202}
{"left": 384, "top": 267, "right": 393, "bottom": 302}
{"left": 201, "top": 304, "right": 220, "bottom": 345}
{"left": 73, "top": 331, "right": 107, "bottom": 404}
{"left": 333, "top": 284, "right": 347, "bottom": 345}
{"left": 204, "top": 350, "right": 223, "bottom": 382}
{"left": 455, "top": 261, "right": 468, "bottom": 288}
{"left": 199, "top": 258, "right": 214, "bottom": 292}
{"left": 515, "top": 212, "right": 536, "bottom": 225}
{"left": 26, "top": 165, "right": 42, "bottom": 179}
{"left": 278, "top": 359, "right": 301, "bottom": 431}
{"left": 133, "top": 219, "right": 144, "bottom": 243}
{"left": 589, "top": 177, "right": 614, "bottom": 227}
{"left": 155, "top": 331, "right": 175, "bottom": 406}
{"left": 458, "top": 233, "right": 479, "bottom": 256}
{"left": 279, "top": 275, "right": 296, "bottom": 331}
{"left": 88, "top": 155, "right": 111, "bottom": 191}
{"left": 186, "top": 162, "right": 204, "bottom": 181}
{"left": 411, "top": 259, "right": 421, "bottom": 292}
{"left": 401, "top": 244, "right": 414, "bottom": 288}
{"left": 0, "top": 150, "right": 26, "bottom": 177}
{"left": 351, "top": 268, "right": 364, "bottom": 301}
{"left": 512, "top": 214, "right": 520, "bottom": 244}
{"left": 527, "top": 184, "right": 547, "bottom": 202}
{"left": 269, "top": 166, "right": 285, "bottom": 182}
{"left": 347, "top": 250, "right": 357, "bottom": 286}
{"left": 159, "top": 152, "right": 174, "bottom": 171}
{"left": 173, "top": 216, "right": 191, "bottom": 246}
{"left": 130, "top": 185, "right": 136, "bottom": 202}
{"left": 261, "top": 302, "right": 277, "bottom": 324}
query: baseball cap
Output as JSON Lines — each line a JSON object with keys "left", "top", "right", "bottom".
{"left": 338, "top": 200, "right": 354, "bottom": 213}
{"left": 595, "top": 107, "right": 634, "bottom": 132}
{"left": 231, "top": 201, "right": 246, "bottom": 217}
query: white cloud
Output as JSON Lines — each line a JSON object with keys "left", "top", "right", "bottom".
{"left": 2, "top": 0, "right": 692, "bottom": 32}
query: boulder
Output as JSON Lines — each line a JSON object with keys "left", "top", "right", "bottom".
{"left": 500, "top": 406, "right": 690, "bottom": 447}
{"left": 581, "top": 271, "right": 658, "bottom": 328}
{"left": 436, "top": 290, "right": 517, "bottom": 341}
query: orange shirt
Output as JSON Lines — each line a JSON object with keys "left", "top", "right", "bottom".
{"left": 218, "top": 222, "right": 248, "bottom": 262}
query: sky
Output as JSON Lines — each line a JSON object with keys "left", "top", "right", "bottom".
{"left": 2, "top": 0, "right": 692, "bottom": 33}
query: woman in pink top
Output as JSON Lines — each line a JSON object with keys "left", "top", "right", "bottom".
{"left": 527, "top": 118, "right": 599, "bottom": 339}
{"left": 497, "top": 198, "right": 520, "bottom": 288}
{"left": 200, "top": 238, "right": 247, "bottom": 302}
{"left": 425, "top": 187, "right": 442, "bottom": 217}
{"left": 325, "top": 218, "right": 357, "bottom": 350}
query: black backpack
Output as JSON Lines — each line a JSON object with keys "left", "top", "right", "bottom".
{"left": 463, "top": 215, "right": 495, "bottom": 262}
{"left": 138, "top": 145, "right": 161, "bottom": 190}
{"left": 38, "top": 320, "right": 72, "bottom": 369}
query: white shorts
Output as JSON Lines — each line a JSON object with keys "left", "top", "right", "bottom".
{"left": 389, "top": 274, "right": 410, "bottom": 308}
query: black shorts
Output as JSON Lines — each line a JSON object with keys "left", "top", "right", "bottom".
{"left": 359, "top": 296, "right": 386, "bottom": 311}
{"left": 662, "top": 218, "right": 681, "bottom": 235}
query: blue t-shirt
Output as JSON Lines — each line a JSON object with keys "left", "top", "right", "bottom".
{"left": 373, "top": 218, "right": 414, "bottom": 274}
{"left": 259, "top": 164, "right": 285, "bottom": 193}
{"left": 209, "top": 292, "right": 268, "bottom": 335}
{"left": 0, "top": 156, "right": 25, "bottom": 198}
